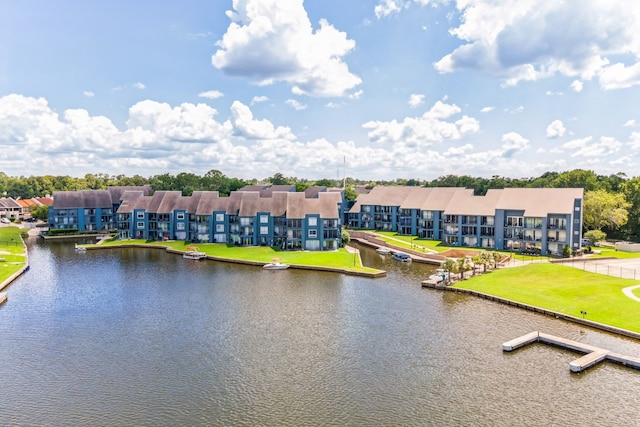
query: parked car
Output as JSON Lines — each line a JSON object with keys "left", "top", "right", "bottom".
{"left": 0, "top": 218, "right": 10, "bottom": 224}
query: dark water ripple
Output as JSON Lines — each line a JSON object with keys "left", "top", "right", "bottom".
{"left": 0, "top": 239, "right": 639, "bottom": 426}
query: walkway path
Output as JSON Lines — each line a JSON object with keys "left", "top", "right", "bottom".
{"left": 622, "top": 284, "right": 640, "bottom": 302}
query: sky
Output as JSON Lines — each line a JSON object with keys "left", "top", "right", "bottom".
{"left": 2, "top": 0, "right": 640, "bottom": 181}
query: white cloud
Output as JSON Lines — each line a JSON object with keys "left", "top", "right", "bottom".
{"left": 563, "top": 136, "right": 621, "bottom": 157}
{"left": 286, "top": 99, "right": 307, "bottom": 110}
{"left": 505, "top": 106, "right": 524, "bottom": 114}
{"left": 480, "top": 106, "right": 494, "bottom": 113}
{"left": 362, "top": 100, "right": 479, "bottom": 147}
{"left": 198, "top": 90, "right": 224, "bottom": 99}
{"left": 251, "top": 95, "right": 269, "bottom": 104}
{"left": 500, "top": 132, "right": 529, "bottom": 157}
{"left": 230, "top": 101, "right": 295, "bottom": 140}
{"left": 212, "top": 0, "right": 361, "bottom": 97}
{"left": 624, "top": 119, "right": 636, "bottom": 127}
{"left": 570, "top": 80, "right": 584, "bottom": 92}
{"left": 0, "top": 92, "right": 633, "bottom": 181}
{"left": 83, "top": 91, "right": 95, "bottom": 98}
{"left": 629, "top": 131, "right": 640, "bottom": 150}
{"left": 133, "top": 82, "right": 146, "bottom": 90}
{"left": 546, "top": 119, "right": 566, "bottom": 138}
{"left": 348, "top": 90, "right": 364, "bottom": 100}
{"left": 433, "top": 1, "right": 640, "bottom": 89}
{"left": 375, "top": 0, "right": 405, "bottom": 18}
{"left": 408, "top": 93, "right": 425, "bottom": 107}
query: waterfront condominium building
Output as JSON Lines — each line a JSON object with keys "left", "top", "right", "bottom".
{"left": 347, "top": 186, "right": 584, "bottom": 255}
{"left": 50, "top": 186, "right": 344, "bottom": 251}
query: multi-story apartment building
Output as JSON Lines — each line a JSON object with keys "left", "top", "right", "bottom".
{"left": 348, "top": 186, "right": 584, "bottom": 254}
{"left": 50, "top": 186, "right": 344, "bottom": 251}
{"left": 49, "top": 186, "right": 152, "bottom": 232}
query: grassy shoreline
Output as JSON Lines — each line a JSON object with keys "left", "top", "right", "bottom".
{"left": 86, "top": 239, "right": 386, "bottom": 277}
{"left": 451, "top": 263, "right": 640, "bottom": 334}
{"left": 7, "top": 228, "right": 640, "bottom": 338}
{"left": 0, "top": 226, "right": 29, "bottom": 292}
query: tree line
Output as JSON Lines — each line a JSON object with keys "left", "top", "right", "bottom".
{"left": 0, "top": 169, "right": 637, "bottom": 241}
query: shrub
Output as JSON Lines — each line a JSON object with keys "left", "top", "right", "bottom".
{"left": 47, "top": 228, "right": 80, "bottom": 236}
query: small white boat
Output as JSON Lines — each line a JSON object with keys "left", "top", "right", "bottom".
{"left": 392, "top": 252, "right": 411, "bottom": 262}
{"left": 376, "top": 247, "right": 391, "bottom": 255}
{"left": 183, "top": 251, "right": 207, "bottom": 260}
{"left": 183, "top": 246, "right": 207, "bottom": 260}
{"left": 263, "top": 258, "right": 289, "bottom": 270}
{"left": 74, "top": 244, "right": 87, "bottom": 252}
{"left": 428, "top": 268, "right": 447, "bottom": 283}
{"left": 263, "top": 262, "right": 290, "bottom": 270}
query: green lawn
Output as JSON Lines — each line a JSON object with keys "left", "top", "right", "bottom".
{"left": 93, "top": 239, "right": 383, "bottom": 275}
{"left": 453, "top": 263, "right": 640, "bottom": 333}
{"left": 590, "top": 245, "right": 640, "bottom": 259}
{"left": 0, "top": 226, "right": 27, "bottom": 285}
{"left": 374, "top": 231, "right": 451, "bottom": 252}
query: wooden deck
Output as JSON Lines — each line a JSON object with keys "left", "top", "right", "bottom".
{"left": 503, "top": 331, "right": 640, "bottom": 373}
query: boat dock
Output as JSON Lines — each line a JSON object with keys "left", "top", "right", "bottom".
{"left": 503, "top": 331, "right": 640, "bottom": 373}
{"left": 0, "top": 292, "right": 6, "bottom": 306}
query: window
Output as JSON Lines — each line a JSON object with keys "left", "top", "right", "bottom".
{"left": 137, "top": 222, "right": 144, "bottom": 229}
{"left": 308, "top": 217, "right": 317, "bottom": 226}
{"left": 216, "top": 213, "right": 224, "bottom": 222}
{"left": 260, "top": 215, "right": 268, "bottom": 224}
{"left": 260, "top": 226, "right": 268, "bottom": 235}
{"left": 240, "top": 217, "right": 251, "bottom": 226}
{"left": 216, "top": 224, "right": 225, "bottom": 232}
{"left": 575, "top": 206, "right": 580, "bottom": 211}
{"left": 136, "top": 212, "right": 145, "bottom": 219}
{"left": 176, "top": 223, "right": 185, "bottom": 231}
{"left": 176, "top": 212, "right": 185, "bottom": 220}
{"left": 308, "top": 229, "right": 317, "bottom": 238}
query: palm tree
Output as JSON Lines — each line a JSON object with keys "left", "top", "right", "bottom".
{"left": 442, "top": 258, "right": 459, "bottom": 284}
{"left": 479, "top": 252, "right": 493, "bottom": 272}
{"left": 458, "top": 256, "right": 474, "bottom": 279}
{"left": 492, "top": 252, "right": 503, "bottom": 268}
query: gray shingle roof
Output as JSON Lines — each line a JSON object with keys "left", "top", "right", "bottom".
{"left": 349, "top": 186, "right": 583, "bottom": 217}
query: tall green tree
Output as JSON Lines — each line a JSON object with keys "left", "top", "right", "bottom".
{"left": 550, "top": 169, "right": 599, "bottom": 191}
{"left": 583, "top": 189, "right": 630, "bottom": 231}
{"left": 621, "top": 177, "right": 640, "bottom": 240}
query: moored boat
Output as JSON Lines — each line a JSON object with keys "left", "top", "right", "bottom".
{"left": 376, "top": 247, "right": 391, "bottom": 255}
{"left": 263, "top": 258, "right": 289, "bottom": 270}
{"left": 392, "top": 252, "right": 411, "bottom": 262}
{"left": 183, "top": 251, "right": 207, "bottom": 260}
{"left": 263, "top": 262, "right": 290, "bottom": 270}
{"left": 428, "top": 268, "right": 447, "bottom": 283}
{"left": 183, "top": 246, "right": 206, "bottom": 260}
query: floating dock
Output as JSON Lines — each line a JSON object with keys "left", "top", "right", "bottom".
{"left": 503, "top": 331, "right": 640, "bottom": 373}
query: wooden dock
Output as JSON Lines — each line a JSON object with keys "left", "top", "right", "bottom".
{"left": 0, "top": 292, "right": 6, "bottom": 306}
{"left": 503, "top": 331, "right": 640, "bottom": 373}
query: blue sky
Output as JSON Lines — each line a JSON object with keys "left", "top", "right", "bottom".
{"left": 2, "top": 0, "right": 640, "bottom": 181}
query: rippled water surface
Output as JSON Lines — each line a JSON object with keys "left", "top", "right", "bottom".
{"left": 1, "top": 239, "right": 640, "bottom": 426}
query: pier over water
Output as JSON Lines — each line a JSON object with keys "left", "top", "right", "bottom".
{"left": 503, "top": 331, "right": 640, "bottom": 372}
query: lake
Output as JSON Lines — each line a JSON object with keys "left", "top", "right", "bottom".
{"left": 1, "top": 238, "right": 639, "bottom": 426}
